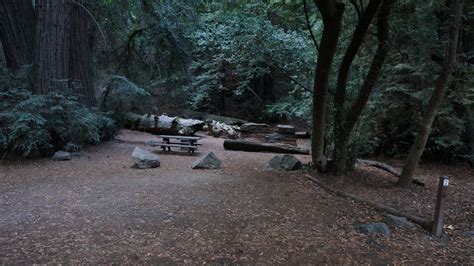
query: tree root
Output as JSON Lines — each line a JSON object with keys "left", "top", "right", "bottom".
{"left": 305, "top": 174, "right": 432, "bottom": 231}
{"left": 356, "top": 159, "right": 425, "bottom": 186}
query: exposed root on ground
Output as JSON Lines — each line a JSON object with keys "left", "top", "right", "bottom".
{"left": 305, "top": 174, "right": 432, "bottom": 230}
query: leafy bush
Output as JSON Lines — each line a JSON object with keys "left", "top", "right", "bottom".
{"left": 99, "top": 75, "right": 151, "bottom": 122}
{"left": 187, "top": 12, "right": 315, "bottom": 120}
{"left": 0, "top": 80, "right": 116, "bottom": 158}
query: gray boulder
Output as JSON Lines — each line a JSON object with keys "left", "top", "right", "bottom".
{"left": 265, "top": 154, "right": 302, "bottom": 171}
{"left": 206, "top": 120, "right": 240, "bottom": 139}
{"left": 52, "top": 151, "right": 72, "bottom": 161}
{"left": 356, "top": 222, "right": 391, "bottom": 237}
{"left": 383, "top": 214, "right": 414, "bottom": 229}
{"left": 132, "top": 147, "right": 160, "bottom": 168}
{"left": 192, "top": 152, "right": 221, "bottom": 169}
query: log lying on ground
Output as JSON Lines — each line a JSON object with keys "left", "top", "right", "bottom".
{"left": 223, "top": 139, "right": 309, "bottom": 154}
{"left": 127, "top": 112, "right": 205, "bottom": 135}
{"left": 356, "top": 159, "right": 425, "bottom": 186}
{"left": 305, "top": 174, "right": 432, "bottom": 230}
{"left": 239, "top": 123, "right": 270, "bottom": 132}
{"left": 277, "top": 124, "right": 296, "bottom": 135}
{"left": 176, "top": 110, "right": 249, "bottom": 125}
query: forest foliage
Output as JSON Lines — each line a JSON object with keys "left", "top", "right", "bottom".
{"left": 0, "top": 0, "right": 472, "bottom": 164}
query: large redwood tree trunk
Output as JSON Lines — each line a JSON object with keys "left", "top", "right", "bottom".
{"left": 398, "top": 0, "right": 463, "bottom": 187}
{"left": 311, "top": 0, "right": 345, "bottom": 172}
{"left": 33, "top": 0, "right": 72, "bottom": 94}
{"left": 0, "top": 0, "right": 35, "bottom": 69}
{"left": 69, "top": 0, "right": 96, "bottom": 106}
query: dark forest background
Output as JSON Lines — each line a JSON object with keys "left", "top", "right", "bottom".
{"left": 1, "top": 0, "right": 473, "bottom": 184}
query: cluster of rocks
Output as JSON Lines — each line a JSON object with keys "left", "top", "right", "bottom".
{"left": 130, "top": 146, "right": 305, "bottom": 172}
{"left": 131, "top": 147, "right": 222, "bottom": 170}
{"left": 355, "top": 214, "right": 416, "bottom": 238}
{"left": 204, "top": 120, "right": 240, "bottom": 139}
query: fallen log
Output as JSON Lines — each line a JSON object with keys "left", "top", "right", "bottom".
{"left": 126, "top": 112, "right": 205, "bottom": 136}
{"left": 305, "top": 174, "right": 432, "bottom": 230}
{"left": 175, "top": 110, "right": 249, "bottom": 125}
{"left": 356, "top": 159, "right": 425, "bottom": 186}
{"left": 223, "top": 139, "right": 309, "bottom": 154}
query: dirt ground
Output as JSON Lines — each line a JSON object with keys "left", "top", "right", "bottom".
{"left": 0, "top": 130, "right": 472, "bottom": 264}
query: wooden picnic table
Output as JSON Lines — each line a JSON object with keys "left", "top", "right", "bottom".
{"left": 156, "top": 135, "right": 202, "bottom": 154}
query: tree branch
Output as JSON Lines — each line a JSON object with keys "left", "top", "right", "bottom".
{"left": 270, "top": 63, "right": 313, "bottom": 94}
{"left": 304, "top": 0, "right": 320, "bottom": 53}
{"left": 72, "top": 1, "right": 107, "bottom": 45}
{"left": 349, "top": 0, "right": 362, "bottom": 20}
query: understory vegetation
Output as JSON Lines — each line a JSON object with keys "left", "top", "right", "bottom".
{"left": 0, "top": 0, "right": 472, "bottom": 172}
{"left": 0, "top": 68, "right": 116, "bottom": 157}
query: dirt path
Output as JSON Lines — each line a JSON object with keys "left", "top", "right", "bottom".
{"left": 0, "top": 130, "right": 472, "bottom": 264}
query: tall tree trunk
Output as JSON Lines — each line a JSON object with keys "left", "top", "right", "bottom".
{"left": 398, "top": 0, "right": 463, "bottom": 187}
{"left": 0, "top": 0, "right": 35, "bottom": 69}
{"left": 467, "top": 106, "right": 474, "bottom": 168}
{"left": 311, "top": 0, "right": 345, "bottom": 172}
{"left": 335, "top": 0, "right": 394, "bottom": 173}
{"left": 33, "top": 0, "right": 72, "bottom": 94}
{"left": 333, "top": 0, "right": 383, "bottom": 173}
{"left": 69, "top": 0, "right": 96, "bottom": 106}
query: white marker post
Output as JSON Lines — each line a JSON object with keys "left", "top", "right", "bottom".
{"left": 432, "top": 176, "right": 449, "bottom": 237}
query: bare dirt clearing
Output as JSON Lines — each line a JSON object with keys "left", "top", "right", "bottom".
{"left": 0, "top": 130, "right": 472, "bottom": 264}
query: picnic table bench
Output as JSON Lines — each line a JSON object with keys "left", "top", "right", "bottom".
{"left": 156, "top": 135, "right": 201, "bottom": 154}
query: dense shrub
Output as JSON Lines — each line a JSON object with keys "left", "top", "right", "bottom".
{"left": 0, "top": 69, "right": 116, "bottom": 158}
{"left": 187, "top": 12, "right": 315, "bottom": 120}
{"left": 99, "top": 75, "right": 152, "bottom": 122}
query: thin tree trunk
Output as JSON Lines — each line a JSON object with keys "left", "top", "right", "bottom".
{"left": 69, "top": 0, "right": 96, "bottom": 106}
{"left": 335, "top": 0, "right": 394, "bottom": 173}
{"left": 0, "top": 0, "right": 35, "bottom": 69}
{"left": 333, "top": 0, "right": 382, "bottom": 173}
{"left": 334, "top": 0, "right": 382, "bottom": 110}
{"left": 311, "top": 0, "right": 345, "bottom": 172}
{"left": 468, "top": 106, "right": 474, "bottom": 168}
{"left": 33, "top": 0, "right": 72, "bottom": 94}
{"left": 398, "top": 0, "right": 463, "bottom": 187}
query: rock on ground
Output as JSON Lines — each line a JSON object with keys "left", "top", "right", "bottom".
{"left": 52, "top": 151, "right": 72, "bottom": 161}
{"left": 265, "top": 154, "right": 302, "bottom": 171}
{"left": 206, "top": 120, "right": 240, "bottom": 139}
{"left": 132, "top": 147, "right": 160, "bottom": 168}
{"left": 383, "top": 214, "right": 415, "bottom": 228}
{"left": 356, "top": 222, "right": 391, "bottom": 237}
{"left": 192, "top": 152, "right": 221, "bottom": 170}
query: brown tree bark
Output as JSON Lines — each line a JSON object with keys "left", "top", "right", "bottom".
{"left": 69, "top": 0, "right": 96, "bottom": 106}
{"left": 398, "top": 0, "right": 464, "bottom": 187}
{"left": 334, "top": 0, "right": 394, "bottom": 173}
{"left": 333, "top": 0, "right": 384, "bottom": 173}
{"left": 311, "top": 0, "right": 345, "bottom": 172}
{"left": 33, "top": 0, "right": 72, "bottom": 94}
{"left": 0, "top": 0, "right": 35, "bottom": 69}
